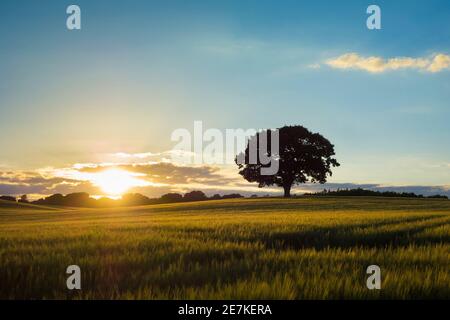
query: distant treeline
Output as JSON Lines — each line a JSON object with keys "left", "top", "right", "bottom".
{"left": 2, "top": 188, "right": 448, "bottom": 208}
{"left": 304, "top": 188, "right": 448, "bottom": 199}
{"left": 0, "top": 191, "right": 244, "bottom": 208}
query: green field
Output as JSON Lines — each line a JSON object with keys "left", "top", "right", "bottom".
{"left": 0, "top": 197, "right": 449, "bottom": 299}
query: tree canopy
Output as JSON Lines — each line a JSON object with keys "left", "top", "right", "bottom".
{"left": 236, "top": 125, "right": 340, "bottom": 197}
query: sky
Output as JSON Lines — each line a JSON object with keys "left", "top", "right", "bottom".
{"left": 0, "top": 0, "right": 449, "bottom": 198}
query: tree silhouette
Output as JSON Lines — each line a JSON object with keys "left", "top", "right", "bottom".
{"left": 122, "top": 193, "right": 151, "bottom": 206}
{"left": 184, "top": 190, "right": 207, "bottom": 201}
{"left": 0, "top": 196, "right": 16, "bottom": 202}
{"left": 236, "top": 125, "right": 340, "bottom": 197}
{"left": 161, "top": 193, "right": 183, "bottom": 203}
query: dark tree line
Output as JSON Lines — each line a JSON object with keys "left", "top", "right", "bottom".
{"left": 0, "top": 195, "right": 29, "bottom": 203}
{"left": 1, "top": 188, "right": 447, "bottom": 208}
{"left": 0, "top": 191, "right": 244, "bottom": 208}
{"left": 304, "top": 188, "right": 448, "bottom": 199}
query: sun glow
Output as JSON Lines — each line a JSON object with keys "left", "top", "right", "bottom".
{"left": 91, "top": 169, "right": 149, "bottom": 196}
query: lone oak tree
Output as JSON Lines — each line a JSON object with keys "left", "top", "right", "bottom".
{"left": 236, "top": 125, "right": 340, "bottom": 197}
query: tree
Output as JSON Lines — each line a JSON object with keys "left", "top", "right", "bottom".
{"left": 221, "top": 193, "right": 244, "bottom": 199}
{"left": 19, "top": 194, "right": 29, "bottom": 203}
{"left": 236, "top": 125, "right": 340, "bottom": 197}
{"left": 122, "top": 193, "right": 151, "bottom": 206}
{"left": 0, "top": 195, "right": 16, "bottom": 202}
{"left": 161, "top": 193, "right": 183, "bottom": 203}
{"left": 63, "top": 192, "right": 93, "bottom": 207}
{"left": 34, "top": 194, "right": 64, "bottom": 205}
{"left": 184, "top": 191, "right": 207, "bottom": 202}
{"left": 34, "top": 193, "right": 94, "bottom": 207}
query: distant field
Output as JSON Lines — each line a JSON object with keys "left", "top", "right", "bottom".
{"left": 0, "top": 197, "right": 449, "bottom": 299}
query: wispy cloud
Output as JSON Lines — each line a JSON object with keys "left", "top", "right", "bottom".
{"left": 325, "top": 53, "right": 450, "bottom": 73}
{"left": 112, "top": 152, "right": 160, "bottom": 159}
{"left": 307, "top": 63, "right": 321, "bottom": 69}
{"left": 198, "top": 38, "right": 266, "bottom": 56}
{"left": 0, "top": 161, "right": 244, "bottom": 199}
{"left": 0, "top": 170, "right": 99, "bottom": 198}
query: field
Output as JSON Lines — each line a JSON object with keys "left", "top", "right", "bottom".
{"left": 0, "top": 197, "right": 449, "bottom": 299}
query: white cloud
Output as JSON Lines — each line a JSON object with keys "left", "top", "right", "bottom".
{"left": 427, "top": 53, "right": 450, "bottom": 72}
{"left": 325, "top": 52, "right": 450, "bottom": 73}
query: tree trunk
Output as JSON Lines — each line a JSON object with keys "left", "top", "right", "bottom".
{"left": 283, "top": 184, "right": 292, "bottom": 198}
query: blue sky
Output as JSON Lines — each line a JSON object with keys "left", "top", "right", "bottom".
{"left": 0, "top": 0, "right": 449, "bottom": 197}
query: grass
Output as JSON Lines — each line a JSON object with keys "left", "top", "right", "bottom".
{"left": 0, "top": 197, "right": 449, "bottom": 299}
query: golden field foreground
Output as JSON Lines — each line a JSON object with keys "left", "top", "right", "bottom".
{"left": 0, "top": 197, "right": 449, "bottom": 299}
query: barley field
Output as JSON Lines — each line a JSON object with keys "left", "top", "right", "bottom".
{"left": 0, "top": 197, "right": 449, "bottom": 299}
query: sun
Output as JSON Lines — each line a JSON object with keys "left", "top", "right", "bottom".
{"left": 91, "top": 169, "right": 149, "bottom": 196}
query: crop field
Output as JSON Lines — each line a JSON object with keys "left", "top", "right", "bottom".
{"left": 0, "top": 197, "right": 449, "bottom": 299}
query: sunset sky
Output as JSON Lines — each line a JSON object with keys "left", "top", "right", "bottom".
{"left": 1, "top": 0, "right": 449, "bottom": 198}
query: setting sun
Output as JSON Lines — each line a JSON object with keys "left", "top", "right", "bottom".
{"left": 91, "top": 169, "right": 149, "bottom": 196}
